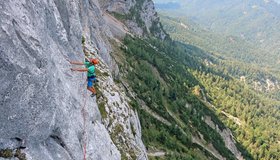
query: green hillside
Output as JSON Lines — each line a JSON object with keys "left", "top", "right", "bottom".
{"left": 113, "top": 34, "right": 280, "bottom": 159}
{"left": 160, "top": 15, "right": 280, "bottom": 69}
{"left": 112, "top": 36, "right": 241, "bottom": 159}
{"left": 110, "top": 28, "right": 280, "bottom": 160}
{"left": 160, "top": 15, "right": 280, "bottom": 91}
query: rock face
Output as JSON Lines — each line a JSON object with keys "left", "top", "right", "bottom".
{"left": 245, "top": 77, "right": 280, "bottom": 92}
{"left": 99, "top": 0, "right": 136, "bottom": 14}
{"left": 204, "top": 116, "right": 244, "bottom": 160}
{"left": 0, "top": 0, "right": 149, "bottom": 159}
{"left": 140, "top": 0, "right": 167, "bottom": 39}
{"left": 92, "top": 56, "right": 147, "bottom": 159}
{"left": 100, "top": 0, "right": 167, "bottom": 39}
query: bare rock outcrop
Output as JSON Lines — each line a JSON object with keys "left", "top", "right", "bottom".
{"left": 204, "top": 116, "right": 244, "bottom": 160}
{"left": 100, "top": 0, "right": 167, "bottom": 39}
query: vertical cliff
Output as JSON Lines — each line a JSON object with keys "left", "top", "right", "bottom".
{"left": 0, "top": 0, "right": 156, "bottom": 159}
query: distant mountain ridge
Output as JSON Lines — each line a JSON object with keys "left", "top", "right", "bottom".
{"left": 155, "top": 0, "right": 280, "bottom": 69}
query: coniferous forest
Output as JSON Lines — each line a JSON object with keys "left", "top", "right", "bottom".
{"left": 113, "top": 34, "right": 279, "bottom": 159}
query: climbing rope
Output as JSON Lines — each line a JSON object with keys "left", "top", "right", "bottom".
{"left": 82, "top": 92, "right": 88, "bottom": 160}
{"left": 67, "top": 52, "right": 92, "bottom": 160}
{"left": 78, "top": 73, "right": 88, "bottom": 160}
{"left": 81, "top": 76, "right": 88, "bottom": 160}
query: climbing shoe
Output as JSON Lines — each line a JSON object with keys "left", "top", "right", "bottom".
{"left": 91, "top": 93, "right": 96, "bottom": 97}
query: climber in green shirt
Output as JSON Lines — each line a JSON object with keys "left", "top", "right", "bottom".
{"left": 70, "top": 58, "right": 99, "bottom": 97}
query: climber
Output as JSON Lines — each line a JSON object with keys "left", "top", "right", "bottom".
{"left": 70, "top": 58, "right": 99, "bottom": 97}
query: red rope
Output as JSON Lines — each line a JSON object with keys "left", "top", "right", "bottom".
{"left": 79, "top": 74, "right": 88, "bottom": 160}
{"left": 82, "top": 92, "right": 88, "bottom": 160}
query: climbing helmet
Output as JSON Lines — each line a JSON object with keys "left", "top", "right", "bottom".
{"left": 90, "top": 58, "right": 99, "bottom": 65}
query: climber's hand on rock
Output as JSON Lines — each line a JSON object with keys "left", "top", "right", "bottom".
{"left": 66, "top": 58, "right": 71, "bottom": 63}
{"left": 94, "top": 46, "right": 100, "bottom": 51}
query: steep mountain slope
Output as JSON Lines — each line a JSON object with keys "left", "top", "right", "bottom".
{"left": 108, "top": 35, "right": 253, "bottom": 159}
{"left": 158, "top": 13, "right": 280, "bottom": 160}
{"left": 116, "top": 34, "right": 280, "bottom": 159}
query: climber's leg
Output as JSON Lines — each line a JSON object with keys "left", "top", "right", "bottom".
{"left": 87, "top": 86, "right": 96, "bottom": 96}
{"left": 87, "top": 77, "right": 97, "bottom": 97}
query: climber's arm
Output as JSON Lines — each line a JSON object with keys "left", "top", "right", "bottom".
{"left": 71, "top": 68, "right": 88, "bottom": 72}
{"left": 69, "top": 61, "right": 85, "bottom": 65}
{"left": 85, "top": 57, "right": 90, "bottom": 62}
{"left": 94, "top": 46, "right": 100, "bottom": 51}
